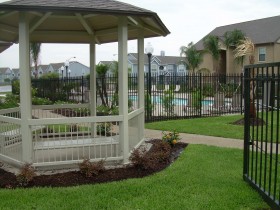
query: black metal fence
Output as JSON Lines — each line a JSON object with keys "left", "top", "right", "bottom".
{"left": 145, "top": 73, "right": 243, "bottom": 122}
{"left": 243, "top": 62, "right": 280, "bottom": 209}
{"left": 31, "top": 73, "right": 244, "bottom": 120}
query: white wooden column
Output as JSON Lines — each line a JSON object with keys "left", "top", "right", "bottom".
{"left": 118, "top": 16, "right": 129, "bottom": 163}
{"left": 137, "top": 29, "right": 145, "bottom": 140}
{"left": 90, "top": 36, "right": 97, "bottom": 137}
{"left": 19, "top": 12, "right": 33, "bottom": 163}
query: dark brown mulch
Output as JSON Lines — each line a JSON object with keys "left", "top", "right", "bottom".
{"left": 231, "top": 117, "right": 266, "bottom": 126}
{"left": 0, "top": 141, "right": 188, "bottom": 189}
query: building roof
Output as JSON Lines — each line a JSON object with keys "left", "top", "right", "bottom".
{"left": 0, "top": 0, "right": 170, "bottom": 44}
{"left": 99, "top": 61, "right": 114, "bottom": 66}
{"left": 195, "top": 15, "right": 280, "bottom": 50}
{"left": 129, "top": 53, "right": 184, "bottom": 65}
{"left": 49, "top": 62, "right": 64, "bottom": 71}
{"left": 12, "top": 68, "right": 19, "bottom": 74}
{"left": 0, "top": 67, "right": 11, "bottom": 74}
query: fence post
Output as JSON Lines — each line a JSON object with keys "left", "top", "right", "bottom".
{"left": 243, "top": 68, "right": 251, "bottom": 177}
{"left": 199, "top": 73, "right": 202, "bottom": 117}
{"left": 240, "top": 73, "right": 243, "bottom": 115}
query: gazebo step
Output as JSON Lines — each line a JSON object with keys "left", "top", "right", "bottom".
{"left": 34, "top": 136, "right": 119, "bottom": 150}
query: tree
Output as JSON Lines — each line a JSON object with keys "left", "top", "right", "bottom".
{"left": 180, "top": 42, "right": 203, "bottom": 73}
{"left": 203, "top": 35, "right": 220, "bottom": 73}
{"left": 234, "top": 37, "right": 256, "bottom": 119}
{"left": 224, "top": 29, "right": 246, "bottom": 65}
{"left": 30, "top": 43, "right": 41, "bottom": 79}
{"left": 96, "top": 63, "right": 109, "bottom": 106}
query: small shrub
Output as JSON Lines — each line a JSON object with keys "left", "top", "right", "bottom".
{"left": 32, "top": 97, "right": 51, "bottom": 105}
{"left": 129, "top": 146, "right": 149, "bottom": 170}
{"left": 162, "top": 130, "right": 181, "bottom": 146}
{"left": 162, "top": 90, "right": 175, "bottom": 115}
{"left": 97, "top": 105, "right": 111, "bottom": 115}
{"left": 150, "top": 141, "right": 171, "bottom": 162}
{"left": 70, "top": 124, "right": 79, "bottom": 132}
{"left": 79, "top": 158, "right": 105, "bottom": 177}
{"left": 16, "top": 163, "right": 36, "bottom": 186}
{"left": 97, "top": 122, "right": 112, "bottom": 135}
{"left": 129, "top": 141, "right": 172, "bottom": 171}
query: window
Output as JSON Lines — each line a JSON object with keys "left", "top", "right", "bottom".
{"left": 258, "top": 47, "right": 266, "bottom": 62}
{"left": 151, "top": 64, "right": 157, "bottom": 73}
{"left": 178, "top": 64, "right": 185, "bottom": 72}
{"left": 167, "top": 65, "right": 174, "bottom": 73}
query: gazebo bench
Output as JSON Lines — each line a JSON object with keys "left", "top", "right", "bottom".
{"left": 33, "top": 136, "right": 119, "bottom": 150}
{"left": 0, "top": 126, "right": 45, "bottom": 148}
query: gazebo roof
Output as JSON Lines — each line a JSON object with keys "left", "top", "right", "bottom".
{"left": 0, "top": 0, "right": 170, "bottom": 44}
{"left": 0, "top": 41, "right": 13, "bottom": 53}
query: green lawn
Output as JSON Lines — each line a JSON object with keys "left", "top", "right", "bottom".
{"left": 0, "top": 145, "right": 269, "bottom": 209}
{"left": 146, "top": 112, "right": 279, "bottom": 142}
{"left": 146, "top": 115, "right": 245, "bottom": 139}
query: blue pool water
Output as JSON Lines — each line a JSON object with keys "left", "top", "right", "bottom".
{"left": 129, "top": 95, "right": 213, "bottom": 106}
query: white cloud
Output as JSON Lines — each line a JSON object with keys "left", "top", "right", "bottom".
{"left": 1, "top": 0, "right": 280, "bottom": 68}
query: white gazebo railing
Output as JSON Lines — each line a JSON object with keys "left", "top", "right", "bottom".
{"left": 0, "top": 103, "right": 144, "bottom": 168}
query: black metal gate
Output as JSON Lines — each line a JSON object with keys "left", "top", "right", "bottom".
{"left": 243, "top": 62, "right": 280, "bottom": 209}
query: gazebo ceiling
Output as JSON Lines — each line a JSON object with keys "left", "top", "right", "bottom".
{"left": 0, "top": 41, "right": 12, "bottom": 53}
{"left": 0, "top": 0, "right": 170, "bottom": 44}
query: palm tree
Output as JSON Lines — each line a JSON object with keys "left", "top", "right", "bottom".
{"left": 96, "top": 63, "right": 109, "bottom": 106}
{"left": 234, "top": 37, "right": 256, "bottom": 119}
{"left": 224, "top": 29, "right": 246, "bottom": 65}
{"left": 30, "top": 42, "right": 41, "bottom": 79}
{"left": 180, "top": 42, "right": 203, "bottom": 73}
{"left": 203, "top": 35, "right": 220, "bottom": 73}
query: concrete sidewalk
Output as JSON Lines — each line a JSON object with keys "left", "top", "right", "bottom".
{"left": 145, "top": 129, "right": 244, "bottom": 149}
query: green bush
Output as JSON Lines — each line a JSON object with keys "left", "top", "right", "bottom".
{"left": 32, "top": 97, "right": 51, "bottom": 105}
{"left": 191, "top": 90, "right": 203, "bottom": 109}
{"left": 39, "top": 72, "right": 59, "bottom": 79}
{"left": 96, "top": 122, "right": 112, "bottom": 135}
{"left": 12, "top": 79, "right": 20, "bottom": 95}
{"left": 97, "top": 105, "right": 111, "bottom": 115}
{"left": 162, "top": 90, "right": 175, "bottom": 115}
{"left": 145, "top": 93, "right": 154, "bottom": 117}
{"left": 202, "top": 84, "right": 215, "bottom": 97}
{"left": 162, "top": 130, "right": 181, "bottom": 146}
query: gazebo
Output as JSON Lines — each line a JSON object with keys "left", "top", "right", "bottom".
{"left": 0, "top": 0, "right": 169, "bottom": 169}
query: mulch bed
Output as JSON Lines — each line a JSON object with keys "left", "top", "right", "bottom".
{"left": 231, "top": 117, "right": 266, "bottom": 126}
{"left": 0, "top": 140, "right": 188, "bottom": 189}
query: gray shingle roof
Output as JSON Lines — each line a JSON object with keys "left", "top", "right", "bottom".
{"left": 49, "top": 62, "right": 64, "bottom": 70}
{"left": 2, "top": 0, "right": 153, "bottom": 14}
{"left": 0, "top": 67, "right": 11, "bottom": 74}
{"left": 129, "top": 53, "right": 184, "bottom": 65}
{"left": 0, "top": 0, "right": 170, "bottom": 44}
{"left": 195, "top": 15, "right": 280, "bottom": 50}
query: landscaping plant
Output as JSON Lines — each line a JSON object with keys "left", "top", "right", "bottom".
{"left": 129, "top": 141, "right": 171, "bottom": 171}
{"left": 78, "top": 158, "right": 105, "bottom": 177}
{"left": 16, "top": 163, "right": 36, "bottom": 186}
{"left": 162, "top": 130, "right": 180, "bottom": 146}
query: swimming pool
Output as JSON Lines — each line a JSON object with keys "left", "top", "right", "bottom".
{"left": 129, "top": 95, "right": 213, "bottom": 106}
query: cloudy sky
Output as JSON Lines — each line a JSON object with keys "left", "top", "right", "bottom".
{"left": 0, "top": 0, "right": 280, "bottom": 68}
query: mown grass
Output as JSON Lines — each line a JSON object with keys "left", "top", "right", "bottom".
{"left": 146, "top": 112, "right": 280, "bottom": 142}
{"left": 0, "top": 145, "right": 269, "bottom": 209}
{"left": 146, "top": 114, "right": 245, "bottom": 139}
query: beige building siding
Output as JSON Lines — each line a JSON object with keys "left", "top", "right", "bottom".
{"left": 198, "top": 53, "right": 213, "bottom": 72}
{"left": 199, "top": 43, "right": 280, "bottom": 75}
{"left": 274, "top": 43, "right": 280, "bottom": 61}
